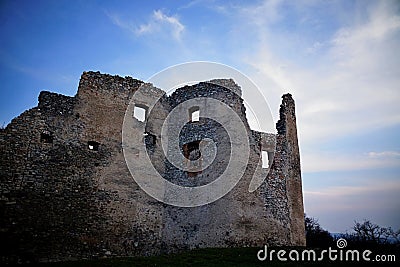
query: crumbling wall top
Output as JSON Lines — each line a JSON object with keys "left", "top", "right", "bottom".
{"left": 207, "top": 78, "right": 242, "bottom": 97}
{"left": 78, "top": 71, "right": 143, "bottom": 96}
{"left": 276, "top": 93, "right": 295, "bottom": 135}
{"left": 168, "top": 79, "right": 242, "bottom": 107}
{"left": 38, "top": 91, "right": 75, "bottom": 117}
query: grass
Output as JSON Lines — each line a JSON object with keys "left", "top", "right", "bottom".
{"left": 25, "top": 247, "right": 393, "bottom": 267}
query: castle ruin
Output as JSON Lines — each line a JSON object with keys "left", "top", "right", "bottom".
{"left": 0, "top": 71, "right": 305, "bottom": 263}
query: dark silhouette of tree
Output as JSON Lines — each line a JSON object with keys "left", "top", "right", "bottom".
{"left": 354, "top": 220, "right": 389, "bottom": 244}
{"left": 343, "top": 219, "right": 400, "bottom": 247}
{"left": 304, "top": 214, "right": 334, "bottom": 247}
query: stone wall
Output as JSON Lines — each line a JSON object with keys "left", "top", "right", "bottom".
{"left": 0, "top": 71, "right": 305, "bottom": 263}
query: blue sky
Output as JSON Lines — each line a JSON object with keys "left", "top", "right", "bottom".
{"left": 1, "top": 0, "right": 399, "bottom": 233}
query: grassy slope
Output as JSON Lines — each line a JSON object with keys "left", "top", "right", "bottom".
{"left": 28, "top": 247, "right": 391, "bottom": 267}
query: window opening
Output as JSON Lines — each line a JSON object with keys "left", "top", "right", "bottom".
{"left": 88, "top": 141, "right": 100, "bottom": 151}
{"left": 182, "top": 140, "right": 201, "bottom": 160}
{"left": 134, "top": 104, "right": 147, "bottom": 122}
{"left": 189, "top": 106, "right": 200, "bottom": 122}
{"left": 40, "top": 131, "right": 53, "bottom": 143}
{"left": 144, "top": 132, "right": 156, "bottom": 146}
{"left": 182, "top": 140, "right": 202, "bottom": 177}
{"left": 262, "top": 150, "right": 269, "bottom": 168}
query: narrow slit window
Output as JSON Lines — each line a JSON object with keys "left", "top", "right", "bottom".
{"left": 262, "top": 150, "right": 269, "bottom": 168}
{"left": 189, "top": 106, "right": 200, "bottom": 122}
{"left": 134, "top": 105, "right": 147, "bottom": 122}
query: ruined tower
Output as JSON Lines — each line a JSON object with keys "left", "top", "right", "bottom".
{"left": 0, "top": 71, "right": 305, "bottom": 263}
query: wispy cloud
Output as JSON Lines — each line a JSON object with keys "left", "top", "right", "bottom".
{"left": 304, "top": 180, "right": 400, "bottom": 231}
{"left": 304, "top": 181, "right": 400, "bottom": 198}
{"left": 239, "top": 0, "right": 283, "bottom": 26}
{"left": 106, "top": 9, "right": 185, "bottom": 41}
{"left": 306, "top": 41, "right": 323, "bottom": 54}
{"left": 137, "top": 10, "right": 184, "bottom": 40}
{"left": 179, "top": 0, "right": 209, "bottom": 10}
{"left": 368, "top": 151, "right": 400, "bottom": 158}
{"left": 105, "top": 11, "right": 130, "bottom": 31}
{"left": 302, "top": 151, "right": 400, "bottom": 173}
{"left": 241, "top": 0, "right": 400, "bottom": 144}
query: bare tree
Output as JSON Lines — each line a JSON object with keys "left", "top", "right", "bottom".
{"left": 353, "top": 220, "right": 397, "bottom": 245}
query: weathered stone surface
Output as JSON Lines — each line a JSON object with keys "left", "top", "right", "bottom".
{"left": 0, "top": 71, "right": 305, "bottom": 263}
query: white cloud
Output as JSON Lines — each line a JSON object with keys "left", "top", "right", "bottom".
{"left": 244, "top": 0, "right": 400, "bottom": 144}
{"left": 240, "top": 0, "right": 283, "bottom": 26}
{"left": 306, "top": 41, "right": 323, "bottom": 54}
{"left": 368, "top": 151, "right": 400, "bottom": 158}
{"left": 137, "top": 10, "right": 184, "bottom": 41}
{"left": 106, "top": 9, "right": 184, "bottom": 41}
{"left": 179, "top": 0, "right": 209, "bottom": 10}
{"left": 105, "top": 11, "right": 134, "bottom": 32}
{"left": 302, "top": 151, "right": 400, "bottom": 173}
{"left": 304, "top": 181, "right": 400, "bottom": 198}
{"left": 332, "top": 3, "right": 400, "bottom": 46}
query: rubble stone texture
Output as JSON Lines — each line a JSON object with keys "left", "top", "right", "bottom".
{"left": 0, "top": 71, "right": 305, "bottom": 263}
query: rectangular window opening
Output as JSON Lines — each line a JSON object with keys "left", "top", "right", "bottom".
{"left": 191, "top": 110, "right": 200, "bottom": 122}
{"left": 134, "top": 105, "right": 147, "bottom": 122}
{"left": 182, "top": 140, "right": 201, "bottom": 160}
{"left": 88, "top": 141, "right": 100, "bottom": 151}
{"left": 262, "top": 150, "right": 269, "bottom": 168}
{"left": 189, "top": 106, "right": 200, "bottom": 122}
{"left": 183, "top": 140, "right": 202, "bottom": 177}
{"left": 40, "top": 131, "right": 53, "bottom": 143}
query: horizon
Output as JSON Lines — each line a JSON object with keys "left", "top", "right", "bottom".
{"left": 0, "top": 0, "right": 399, "bottom": 233}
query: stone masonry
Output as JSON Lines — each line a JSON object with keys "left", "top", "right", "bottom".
{"left": 0, "top": 71, "right": 305, "bottom": 263}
